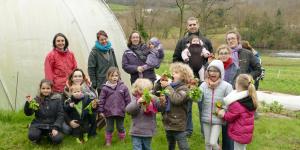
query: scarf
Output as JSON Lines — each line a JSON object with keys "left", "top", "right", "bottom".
{"left": 130, "top": 44, "right": 148, "bottom": 62}
{"left": 105, "top": 81, "right": 118, "bottom": 89}
{"left": 223, "top": 57, "right": 233, "bottom": 70}
{"left": 205, "top": 78, "right": 221, "bottom": 89}
{"left": 231, "top": 44, "right": 242, "bottom": 67}
{"left": 95, "top": 41, "right": 112, "bottom": 52}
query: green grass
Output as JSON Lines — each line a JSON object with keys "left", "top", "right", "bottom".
{"left": 1, "top": 106, "right": 300, "bottom": 150}
{"left": 259, "top": 56, "right": 300, "bottom": 95}
{"left": 108, "top": 3, "right": 131, "bottom": 12}
{"left": 157, "top": 50, "right": 300, "bottom": 95}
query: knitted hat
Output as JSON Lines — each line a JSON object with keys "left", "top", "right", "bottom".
{"left": 149, "top": 37, "right": 160, "bottom": 47}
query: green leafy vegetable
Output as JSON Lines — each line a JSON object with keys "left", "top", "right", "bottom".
{"left": 29, "top": 99, "right": 39, "bottom": 111}
{"left": 188, "top": 87, "right": 202, "bottom": 102}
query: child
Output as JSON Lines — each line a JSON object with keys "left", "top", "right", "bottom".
{"left": 139, "top": 37, "right": 164, "bottom": 77}
{"left": 98, "top": 67, "right": 131, "bottom": 146}
{"left": 217, "top": 74, "right": 258, "bottom": 150}
{"left": 64, "top": 84, "right": 97, "bottom": 144}
{"left": 24, "top": 79, "right": 64, "bottom": 144}
{"left": 63, "top": 68, "right": 98, "bottom": 136}
{"left": 181, "top": 35, "right": 210, "bottom": 82}
{"left": 160, "top": 62, "right": 194, "bottom": 150}
{"left": 126, "top": 78, "right": 161, "bottom": 150}
{"left": 200, "top": 60, "right": 233, "bottom": 150}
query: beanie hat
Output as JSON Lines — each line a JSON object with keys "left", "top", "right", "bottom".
{"left": 149, "top": 37, "right": 160, "bottom": 47}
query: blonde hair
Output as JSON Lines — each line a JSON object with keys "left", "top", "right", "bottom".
{"left": 131, "top": 78, "right": 153, "bottom": 94}
{"left": 236, "top": 74, "right": 258, "bottom": 109}
{"left": 216, "top": 44, "right": 232, "bottom": 58}
{"left": 170, "top": 62, "right": 194, "bottom": 84}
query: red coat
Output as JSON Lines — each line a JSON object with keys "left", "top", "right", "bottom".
{"left": 44, "top": 48, "right": 77, "bottom": 92}
{"left": 223, "top": 91, "right": 256, "bottom": 144}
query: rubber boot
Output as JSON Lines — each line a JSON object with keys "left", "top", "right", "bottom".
{"left": 105, "top": 132, "right": 112, "bottom": 146}
{"left": 118, "top": 132, "right": 126, "bottom": 142}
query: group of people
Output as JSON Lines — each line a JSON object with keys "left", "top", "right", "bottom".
{"left": 24, "top": 16, "right": 263, "bottom": 150}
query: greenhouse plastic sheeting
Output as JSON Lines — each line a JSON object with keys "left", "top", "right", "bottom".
{"left": 0, "top": 0, "right": 130, "bottom": 110}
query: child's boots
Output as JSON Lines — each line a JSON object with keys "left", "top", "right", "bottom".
{"left": 118, "top": 132, "right": 126, "bottom": 142}
{"left": 105, "top": 132, "right": 112, "bottom": 146}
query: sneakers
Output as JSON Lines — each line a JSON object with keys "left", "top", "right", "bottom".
{"left": 76, "top": 133, "right": 89, "bottom": 144}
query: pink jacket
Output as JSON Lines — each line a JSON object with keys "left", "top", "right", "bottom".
{"left": 223, "top": 90, "right": 256, "bottom": 144}
{"left": 44, "top": 48, "right": 77, "bottom": 92}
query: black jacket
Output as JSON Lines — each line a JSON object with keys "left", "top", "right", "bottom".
{"left": 238, "top": 48, "right": 262, "bottom": 79}
{"left": 63, "top": 95, "right": 94, "bottom": 124}
{"left": 24, "top": 94, "right": 64, "bottom": 130}
{"left": 173, "top": 31, "right": 213, "bottom": 62}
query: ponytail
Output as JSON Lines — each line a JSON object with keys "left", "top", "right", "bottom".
{"left": 236, "top": 74, "right": 258, "bottom": 109}
{"left": 248, "top": 83, "right": 258, "bottom": 109}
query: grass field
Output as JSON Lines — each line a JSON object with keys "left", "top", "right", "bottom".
{"left": 108, "top": 3, "right": 131, "bottom": 12}
{"left": 1, "top": 107, "right": 300, "bottom": 150}
{"left": 1, "top": 49, "right": 300, "bottom": 149}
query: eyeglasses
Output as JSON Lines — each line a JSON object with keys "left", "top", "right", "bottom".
{"left": 188, "top": 23, "right": 197, "bottom": 27}
{"left": 208, "top": 69, "right": 219, "bottom": 73}
{"left": 226, "top": 37, "right": 237, "bottom": 41}
{"left": 219, "top": 52, "right": 229, "bottom": 55}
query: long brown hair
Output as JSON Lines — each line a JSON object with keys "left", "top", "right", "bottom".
{"left": 67, "top": 68, "right": 89, "bottom": 86}
{"left": 236, "top": 74, "right": 258, "bottom": 109}
{"left": 37, "top": 79, "right": 53, "bottom": 103}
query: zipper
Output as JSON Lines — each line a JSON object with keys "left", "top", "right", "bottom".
{"left": 210, "top": 89, "right": 215, "bottom": 126}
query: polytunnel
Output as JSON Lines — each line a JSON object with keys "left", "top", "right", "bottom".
{"left": 0, "top": 0, "right": 130, "bottom": 110}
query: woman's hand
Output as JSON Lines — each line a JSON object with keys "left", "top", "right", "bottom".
{"left": 92, "top": 99, "right": 98, "bottom": 109}
{"left": 137, "top": 66, "right": 144, "bottom": 73}
{"left": 51, "top": 129, "right": 58, "bottom": 136}
{"left": 70, "top": 120, "right": 80, "bottom": 128}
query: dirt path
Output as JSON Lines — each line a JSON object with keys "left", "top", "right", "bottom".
{"left": 257, "top": 91, "right": 300, "bottom": 110}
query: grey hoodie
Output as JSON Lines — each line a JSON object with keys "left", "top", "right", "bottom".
{"left": 200, "top": 60, "right": 233, "bottom": 125}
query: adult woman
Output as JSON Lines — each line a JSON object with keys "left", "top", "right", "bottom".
{"left": 64, "top": 68, "right": 96, "bottom": 100}
{"left": 88, "top": 30, "right": 118, "bottom": 95}
{"left": 122, "top": 31, "right": 158, "bottom": 84}
{"left": 216, "top": 44, "right": 240, "bottom": 150}
{"left": 44, "top": 33, "right": 77, "bottom": 93}
{"left": 217, "top": 44, "right": 240, "bottom": 86}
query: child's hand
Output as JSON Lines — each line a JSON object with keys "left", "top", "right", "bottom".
{"left": 91, "top": 100, "right": 97, "bottom": 109}
{"left": 160, "top": 80, "right": 169, "bottom": 88}
{"left": 137, "top": 97, "right": 145, "bottom": 104}
{"left": 26, "top": 95, "right": 32, "bottom": 102}
{"left": 137, "top": 66, "right": 144, "bottom": 73}
{"left": 69, "top": 102, "right": 75, "bottom": 108}
{"left": 159, "top": 95, "right": 166, "bottom": 106}
{"left": 216, "top": 109, "right": 225, "bottom": 118}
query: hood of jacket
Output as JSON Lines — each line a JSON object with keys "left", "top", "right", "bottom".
{"left": 207, "top": 60, "right": 225, "bottom": 80}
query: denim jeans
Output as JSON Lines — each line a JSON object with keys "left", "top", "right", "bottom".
{"left": 186, "top": 100, "right": 193, "bottom": 136}
{"left": 165, "top": 130, "right": 189, "bottom": 150}
{"left": 106, "top": 116, "right": 125, "bottom": 133}
{"left": 222, "top": 124, "right": 234, "bottom": 150}
{"left": 132, "top": 136, "right": 152, "bottom": 150}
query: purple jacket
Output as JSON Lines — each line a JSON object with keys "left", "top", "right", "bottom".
{"left": 126, "top": 96, "right": 157, "bottom": 137}
{"left": 97, "top": 81, "right": 131, "bottom": 117}
{"left": 122, "top": 46, "right": 157, "bottom": 84}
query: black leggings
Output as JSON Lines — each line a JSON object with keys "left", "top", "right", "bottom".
{"left": 28, "top": 127, "right": 63, "bottom": 144}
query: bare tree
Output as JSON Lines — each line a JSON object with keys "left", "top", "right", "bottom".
{"left": 190, "top": 0, "right": 236, "bottom": 33}
{"left": 175, "top": 0, "right": 187, "bottom": 38}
